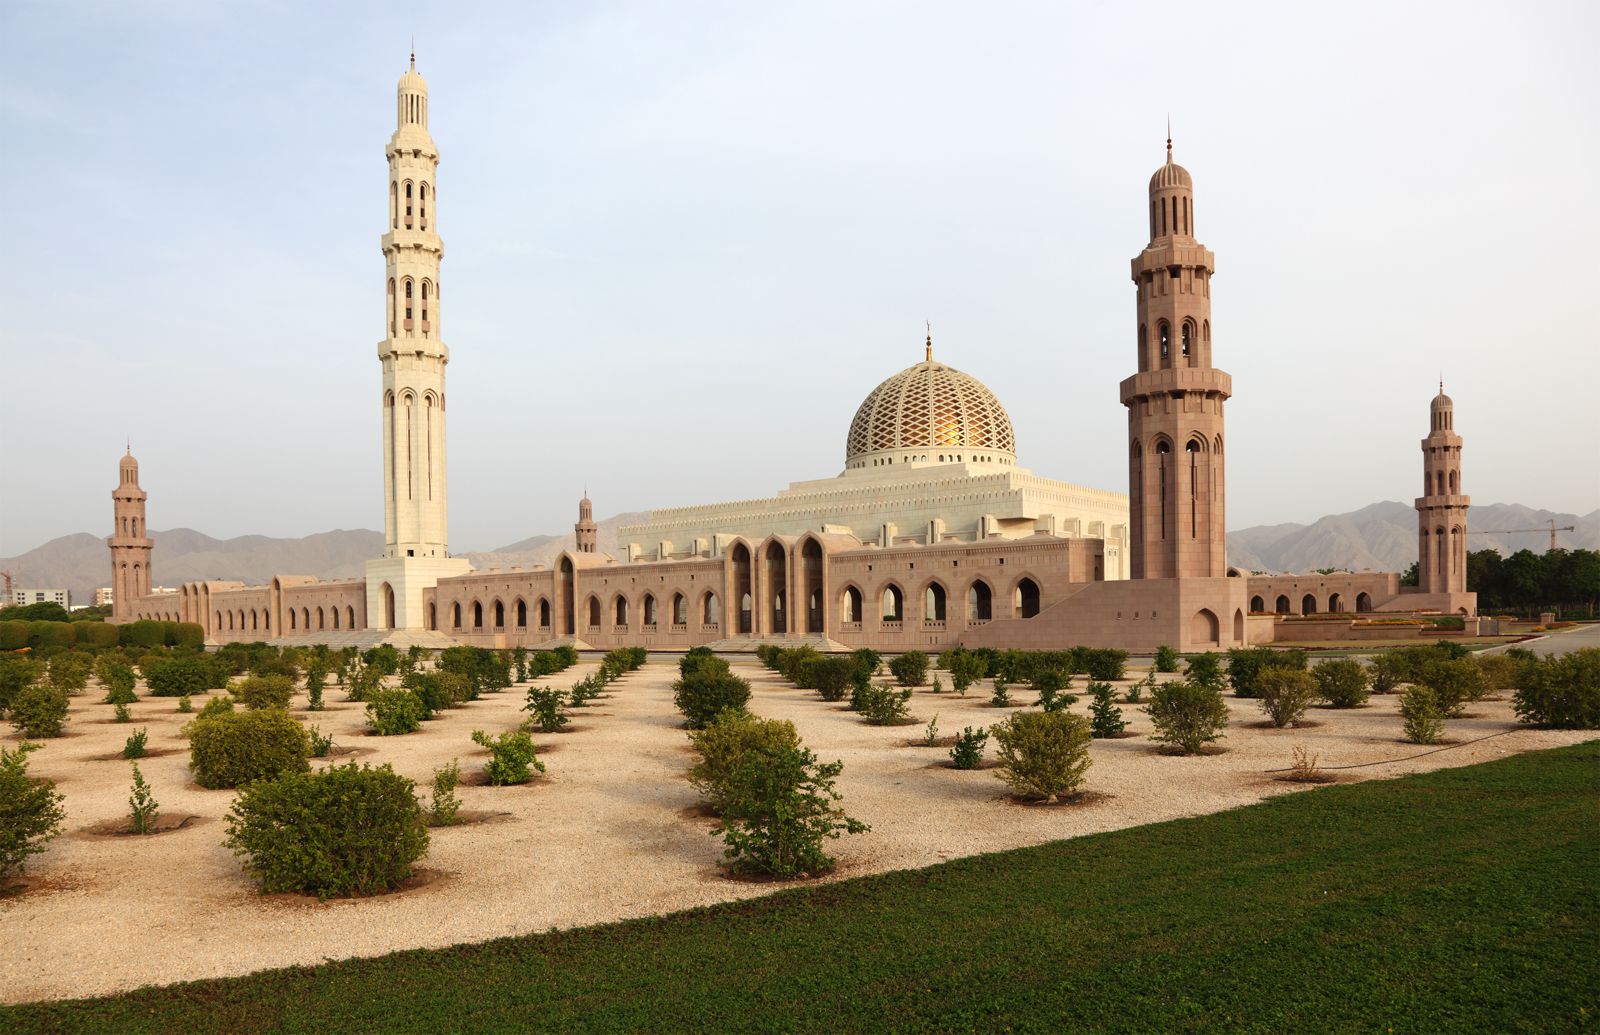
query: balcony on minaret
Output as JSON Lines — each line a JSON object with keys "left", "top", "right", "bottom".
{"left": 1120, "top": 367, "right": 1232, "bottom": 407}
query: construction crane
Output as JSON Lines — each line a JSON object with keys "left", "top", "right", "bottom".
{"left": 1468, "top": 519, "right": 1575, "bottom": 552}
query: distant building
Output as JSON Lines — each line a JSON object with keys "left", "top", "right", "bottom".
{"left": 9, "top": 588, "right": 70, "bottom": 609}
{"left": 94, "top": 587, "right": 114, "bottom": 607}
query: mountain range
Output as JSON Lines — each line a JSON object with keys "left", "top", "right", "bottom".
{"left": 4, "top": 503, "right": 1595, "bottom": 603}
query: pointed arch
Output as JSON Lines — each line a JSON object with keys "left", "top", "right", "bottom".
{"left": 472, "top": 600, "right": 483, "bottom": 629}
{"left": 922, "top": 580, "right": 948, "bottom": 623}
{"left": 840, "top": 584, "right": 864, "bottom": 624}
{"left": 515, "top": 598, "right": 527, "bottom": 628}
{"left": 1301, "top": 594, "right": 1317, "bottom": 616}
{"left": 1250, "top": 595, "right": 1265, "bottom": 613}
{"left": 587, "top": 595, "right": 601, "bottom": 628}
{"left": 881, "top": 583, "right": 904, "bottom": 622}
{"left": 701, "top": 590, "right": 721, "bottom": 627}
{"left": 493, "top": 598, "right": 505, "bottom": 628}
{"left": 537, "top": 597, "right": 551, "bottom": 628}
{"left": 671, "top": 592, "right": 687, "bottom": 626}
{"left": 967, "top": 579, "right": 993, "bottom": 621}
{"left": 1012, "top": 577, "right": 1041, "bottom": 619}
{"left": 642, "top": 593, "right": 657, "bottom": 626}
{"left": 1191, "top": 608, "right": 1220, "bottom": 645}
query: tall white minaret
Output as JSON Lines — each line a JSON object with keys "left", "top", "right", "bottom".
{"left": 381, "top": 53, "right": 449, "bottom": 558}
{"left": 366, "top": 54, "right": 470, "bottom": 632}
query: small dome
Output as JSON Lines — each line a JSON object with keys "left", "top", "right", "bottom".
{"left": 846, "top": 359, "right": 1016, "bottom": 466}
{"left": 1431, "top": 390, "right": 1453, "bottom": 411}
{"left": 1149, "top": 158, "right": 1192, "bottom": 193}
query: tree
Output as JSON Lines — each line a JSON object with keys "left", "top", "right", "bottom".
{"left": 1399, "top": 562, "right": 1418, "bottom": 588}
{"left": 0, "top": 601, "right": 71, "bottom": 622}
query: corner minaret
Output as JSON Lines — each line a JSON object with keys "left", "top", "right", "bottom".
{"left": 365, "top": 55, "right": 471, "bottom": 631}
{"left": 1415, "top": 385, "right": 1469, "bottom": 597}
{"left": 575, "top": 493, "right": 598, "bottom": 553}
{"left": 108, "top": 449, "right": 153, "bottom": 622}
{"left": 1121, "top": 137, "right": 1230, "bottom": 579}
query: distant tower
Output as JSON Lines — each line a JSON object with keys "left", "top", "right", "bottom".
{"left": 365, "top": 55, "right": 471, "bottom": 630}
{"left": 575, "top": 493, "right": 598, "bottom": 553}
{"left": 108, "top": 449, "right": 152, "bottom": 621}
{"left": 1122, "top": 136, "right": 1230, "bottom": 579}
{"left": 1415, "top": 385, "right": 1469, "bottom": 595}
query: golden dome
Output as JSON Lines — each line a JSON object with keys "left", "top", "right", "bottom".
{"left": 845, "top": 359, "right": 1016, "bottom": 467}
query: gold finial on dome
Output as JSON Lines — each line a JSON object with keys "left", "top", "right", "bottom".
{"left": 1166, "top": 115, "right": 1172, "bottom": 164}
{"left": 925, "top": 320, "right": 932, "bottom": 363}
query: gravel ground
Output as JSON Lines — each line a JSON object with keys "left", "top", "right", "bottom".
{"left": 0, "top": 659, "right": 1587, "bottom": 1004}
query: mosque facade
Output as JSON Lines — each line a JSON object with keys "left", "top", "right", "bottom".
{"left": 111, "top": 60, "right": 1474, "bottom": 651}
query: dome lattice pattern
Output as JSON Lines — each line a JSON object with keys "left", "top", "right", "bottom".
{"left": 846, "top": 361, "right": 1016, "bottom": 463}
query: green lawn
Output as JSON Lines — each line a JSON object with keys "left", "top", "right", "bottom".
{"left": 7, "top": 743, "right": 1597, "bottom": 1034}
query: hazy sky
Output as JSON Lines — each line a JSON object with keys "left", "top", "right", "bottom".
{"left": 3, "top": 0, "right": 1597, "bottom": 557}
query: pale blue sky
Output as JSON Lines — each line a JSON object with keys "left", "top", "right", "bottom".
{"left": 3, "top": 0, "right": 1597, "bottom": 556}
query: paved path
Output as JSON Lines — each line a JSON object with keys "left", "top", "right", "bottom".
{"left": 1519, "top": 622, "right": 1600, "bottom": 658}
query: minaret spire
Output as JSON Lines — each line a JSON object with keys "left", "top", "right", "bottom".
{"left": 1166, "top": 115, "right": 1172, "bottom": 163}
{"left": 925, "top": 321, "right": 933, "bottom": 363}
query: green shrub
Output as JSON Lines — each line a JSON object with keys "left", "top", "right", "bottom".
{"left": 97, "top": 658, "right": 138, "bottom": 703}
{"left": 777, "top": 647, "right": 822, "bottom": 690}
{"left": 128, "top": 763, "right": 159, "bottom": 834}
{"left": 950, "top": 727, "right": 988, "bottom": 769}
{"left": 888, "top": 651, "right": 929, "bottom": 687}
{"left": 250, "top": 651, "right": 300, "bottom": 681}
{"left": 1369, "top": 651, "right": 1410, "bottom": 693}
{"left": 1088, "top": 681, "right": 1126, "bottom": 738}
{"left": 1257, "top": 668, "right": 1318, "bottom": 728}
{"left": 1512, "top": 648, "right": 1600, "bottom": 729}
{"left": 990, "top": 679, "right": 1011, "bottom": 707}
{"left": 123, "top": 728, "right": 149, "bottom": 759}
{"left": 408, "top": 671, "right": 469, "bottom": 715}
{"left": 1400, "top": 686, "right": 1445, "bottom": 744}
{"left": 233, "top": 674, "right": 296, "bottom": 711}
{"left": 194, "top": 694, "right": 236, "bottom": 721}
{"left": 523, "top": 686, "right": 569, "bottom": 733}
{"left": 0, "top": 656, "right": 42, "bottom": 716}
{"left": 10, "top": 684, "right": 69, "bottom": 738}
{"left": 1419, "top": 658, "right": 1487, "bottom": 717}
{"left": 810, "top": 657, "right": 857, "bottom": 703}
{"left": 673, "top": 669, "right": 752, "bottom": 729}
{"left": 143, "top": 655, "right": 212, "bottom": 698}
{"left": 1081, "top": 649, "right": 1129, "bottom": 682}
{"left": 946, "top": 650, "right": 987, "bottom": 697}
{"left": 471, "top": 729, "right": 543, "bottom": 786}
{"left": 0, "top": 743, "right": 66, "bottom": 878}
{"left": 428, "top": 761, "right": 462, "bottom": 826}
{"left": 688, "top": 710, "right": 801, "bottom": 815}
{"left": 1125, "top": 670, "right": 1156, "bottom": 703}
{"left": 992, "top": 711, "right": 1093, "bottom": 802}
{"left": 712, "top": 743, "right": 867, "bottom": 878}
{"left": 1032, "top": 668, "right": 1073, "bottom": 711}
{"left": 679, "top": 646, "right": 717, "bottom": 677}
{"left": 1154, "top": 645, "right": 1181, "bottom": 673}
{"left": 224, "top": 762, "right": 428, "bottom": 900}
{"left": 755, "top": 644, "right": 781, "bottom": 670}
{"left": 1226, "top": 647, "right": 1307, "bottom": 698}
{"left": 1313, "top": 658, "right": 1370, "bottom": 708}
{"left": 362, "top": 645, "right": 401, "bottom": 677}
{"left": 366, "top": 688, "right": 427, "bottom": 736}
{"left": 176, "top": 694, "right": 193, "bottom": 714}
{"left": 930, "top": 675, "right": 944, "bottom": 694}
{"left": 1432, "top": 639, "right": 1471, "bottom": 660}
{"left": 1185, "top": 652, "right": 1224, "bottom": 689}
{"left": 857, "top": 683, "right": 912, "bottom": 725}
{"left": 850, "top": 649, "right": 881, "bottom": 682}
{"left": 188, "top": 709, "right": 311, "bottom": 789}
{"left": 1146, "top": 679, "right": 1229, "bottom": 754}
{"left": 47, "top": 652, "right": 92, "bottom": 694}
{"left": 307, "top": 725, "right": 334, "bottom": 758}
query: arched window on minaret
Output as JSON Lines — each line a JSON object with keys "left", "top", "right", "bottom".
{"left": 1183, "top": 196, "right": 1189, "bottom": 234}
{"left": 421, "top": 281, "right": 430, "bottom": 334}
{"left": 403, "top": 279, "right": 413, "bottom": 332}
{"left": 1149, "top": 200, "right": 1156, "bottom": 239}
{"left": 404, "top": 181, "right": 413, "bottom": 229}
{"left": 419, "top": 183, "right": 428, "bottom": 230}
{"left": 1186, "top": 439, "right": 1203, "bottom": 538}
{"left": 391, "top": 181, "right": 398, "bottom": 229}
{"left": 388, "top": 278, "right": 396, "bottom": 335}
{"left": 1155, "top": 439, "right": 1172, "bottom": 539}
{"left": 1181, "top": 321, "right": 1193, "bottom": 362}
{"left": 1160, "top": 201, "right": 1167, "bottom": 236}
{"left": 1158, "top": 322, "right": 1171, "bottom": 368}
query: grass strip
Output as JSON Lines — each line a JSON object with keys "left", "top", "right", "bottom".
{"left": 6, "top": 741, "right": 1597, "bottom": 1033}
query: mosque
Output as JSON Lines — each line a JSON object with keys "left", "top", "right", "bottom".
{"left": 110, "top": 60, "right": 1475, "bottom": 652}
